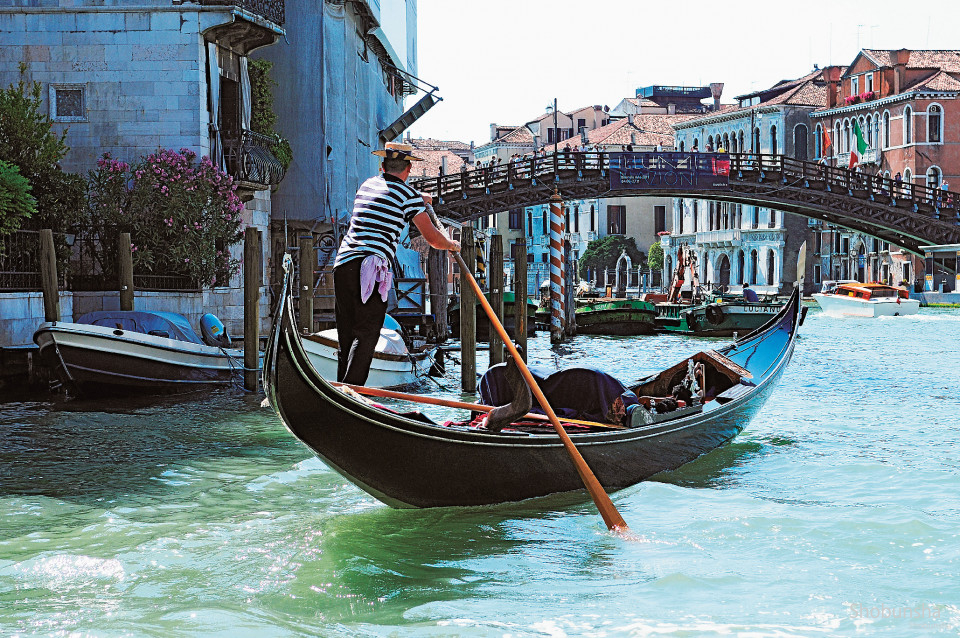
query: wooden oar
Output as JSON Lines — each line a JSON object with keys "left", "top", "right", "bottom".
{"left": 331, "top": 381, "right": 626, "bottom": 430}
{"left": 453, "top": 252, "right": 630, "bottom": 533}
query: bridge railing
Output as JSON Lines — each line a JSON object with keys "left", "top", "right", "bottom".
{"left": 729, "top": 153, "right": 960, "bottom": 222}
{"left": 412, "top": 150, "right": 960, "bottom": 224}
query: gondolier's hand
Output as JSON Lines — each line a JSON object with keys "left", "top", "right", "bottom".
{"left": 421, "top": 193, "right": 433, "bottom": 206}
{"left": 447, "top": 239, "right": 461, "bottom": 253}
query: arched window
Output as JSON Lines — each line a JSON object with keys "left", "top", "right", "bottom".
{"left": 723, "top": 133, "right": 730, "bottom": 150}
{"left": 750, "top": 250, "right": 759, "bottom": 285}
{"left": 794, "top": 124, "right": 808, "bottom": 160}
{"left": 693, "top": 138, "right": 700, "bottom": 150}
{"left": 589, "top": 205, "right": 595, "bottom": 231}
{"left": 835, "top": 121, "right": 842, "bottom": 152}
{"left": 752, "top": 127, "right": 761, "bottom": 153}
{"left": 843, "top": 120, "right": 851, "bottom": 153}
{"left": 904, "top": 106, "right": 913, "bottom": 144}
{"left": 737, "top": 250, "right": 745, "bottom": 283}
{"left": 865, "top": 115, "right": 873, "bottom": 145}
{"left": 770, "top": 125, "right": 778, "bottom": 155}
{"left": 666, "top": 255, "right": 673, "bottom": 278}
{"left": 707, "top": 135, "right": 714, "bottom": 149}
{"left": 929, "top": 105, "right": 942, "bottom": 143}
{"left": 883, "top": 111, "right": 890, "bottom": 148}
{"left": 738, "top": 130, "right": 745, "bottom": 151}
{"left": 766, "top": 250, "right": 776, "bottom": 286}
{"left": 927, "top": 167, "right": 942, "bottom": 191}
{"left": 815, "top": 124, "right": 823, "bottom": 158}
{"left": 692, "top": 201, "right": 699, "bottom": 232}
{"left": 872, "top": 114, "right": 880, "bottom": 148}
{"left": 564, "top": 207, "right": 570, "bottom": 230}
{"left": 904, "top": 168, "right": 913, "bottom": 194}
{"left": 679, "top": 140, "right": 685, "bottom": 152}
{"left": 769, "top": 209, "right": 777, "bottom": 228}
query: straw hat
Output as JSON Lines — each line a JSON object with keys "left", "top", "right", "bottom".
{"left": 372, "top": 141, "right": 423, "bottom": 161}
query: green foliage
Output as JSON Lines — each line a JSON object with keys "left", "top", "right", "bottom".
{"left": 578, "top": 235, "right": 645, "bottom": 280}
{"left": 0, "top": 65, "right": 85, "bottom": 269}
{"left": 86, "top": 149, "right": 244, "bottom": 287}
{"left": 0, "top": 65, "right": 85, "bottom": 233}
{"left": 248, "top": 58, "right": 292, "bottom": 172}
{"left": 0, "top": 159, "right": 36, "bottom": 236}
{"left": 647, "top": 240, "right": 664, "bottom": 271}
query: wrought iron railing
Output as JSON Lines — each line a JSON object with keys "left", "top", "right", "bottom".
{"left": 199, "top": 0, "right": 285, "bottom": 26}
{"left": 222, "top": 129, "right": 286, "bottom": 188}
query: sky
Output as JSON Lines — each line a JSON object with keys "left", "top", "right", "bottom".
{"left": 408, "top": 0, "right": 958, "bottom": 146}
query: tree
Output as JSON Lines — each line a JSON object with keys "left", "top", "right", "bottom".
{"left": 0, "top": 65, "right": 85, "bottom": 261}
{"left": 578, "top": 235, "right": 644, "bottom": 281}
{"left": 0, "top": 160, "right": 35, "bottom": 236}
{"left": 647, "top": 240, "right": 664, "bottom": 271}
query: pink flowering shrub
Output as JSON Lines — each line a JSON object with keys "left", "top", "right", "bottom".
{"left": 87, "top": 149, "right": 243, "bottom": 287}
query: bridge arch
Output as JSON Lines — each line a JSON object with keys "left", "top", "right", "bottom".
{"left": 415, "top": 152, "right": 960, "bottom": 261}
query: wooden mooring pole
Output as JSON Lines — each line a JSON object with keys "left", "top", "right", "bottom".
{"left": 119, "top": 232, "right": 134, "bottom": 311}
{"left": 427, "top": 246, "right": 449, "bottom": 342}
{"left": 298, "top": 234, "right": 314, "bottom": 334}
{"left": 489, "top": 234, "right": 505, "bottom": 366}
{"left": 513, "top": 237, "right": 527, "bottom": 362}
{"left": 460, "top": 224, "right": 477, "bottom": 393}
{"left": 39, "top": 229, "right": 60, "bottom": 322}
{"left": 244, "top": 227, "right": 262, "bottom": 391}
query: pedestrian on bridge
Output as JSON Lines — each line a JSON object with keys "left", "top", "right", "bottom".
{"left": 333, "top": 141, "right": 461, "bottom": 385}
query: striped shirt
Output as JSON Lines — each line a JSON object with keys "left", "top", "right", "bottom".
{"left": 334, "top": 173, "right": 425, "bottom": 271}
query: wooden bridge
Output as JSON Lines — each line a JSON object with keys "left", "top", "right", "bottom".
{"left": 412, "top": 152, "right": 960, "bottom": 255}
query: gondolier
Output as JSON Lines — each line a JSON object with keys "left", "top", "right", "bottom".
{"left": 334, "top": 141, "right": 460, "bottom": 385}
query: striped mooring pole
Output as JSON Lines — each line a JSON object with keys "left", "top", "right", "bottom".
{"left": 549, "top": 189, "right": 565, "bottom": 343}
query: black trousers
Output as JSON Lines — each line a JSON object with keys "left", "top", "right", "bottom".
{"left": 333, "top": 258, "right": 387, "bottom": 385}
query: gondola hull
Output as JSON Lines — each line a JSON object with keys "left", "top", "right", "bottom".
{"left": 264, "top": 261, "right": 801, "bottom": 508}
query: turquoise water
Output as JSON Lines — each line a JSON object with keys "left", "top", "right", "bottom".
{"left": 2, "top": 307, "right": 959, "bottom": 636}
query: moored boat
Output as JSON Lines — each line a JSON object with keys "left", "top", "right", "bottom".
{"left": 33, "top": 310, "right": 246, "bottom": 396}
{"left": 262, "top": 255, "right": 803, "bottom": 508}
{"left": 575, "top": 298, "right": 656, "bottom": 335}
{"left": 655, "top": 297, "right": 786, "bottom": 337}
{"left": 812, "top": 281, "right": 919, "bottom": 317}
{"left": 301, "top": 319, "right": 437, "bottom": 389}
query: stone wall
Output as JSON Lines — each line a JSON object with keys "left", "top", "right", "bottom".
{"left": 0, "top": 4, "right": 211, "bottom": 175}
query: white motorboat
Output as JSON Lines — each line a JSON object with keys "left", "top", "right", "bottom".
{"left": 33, "top": 310, "right": 247, "bottom": 395}
{"left": 301, "top": 322, "right": 437, "bottom": 389}
{"left": 812, "top": 281, "right": 920, "bottom": 317}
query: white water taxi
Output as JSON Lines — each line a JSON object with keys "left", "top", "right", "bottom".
{"left": 812, "top": 281, "right": 919, "bottom": 317}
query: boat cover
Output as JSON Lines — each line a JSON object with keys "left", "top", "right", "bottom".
{"left": 75, "top": 311, "right": 205, "bottom": 345}
{"left": 480, "top": 364, "right": 638, "bottom": 423}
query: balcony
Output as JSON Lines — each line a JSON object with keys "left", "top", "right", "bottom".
{"left": 696, "top": 229, "right": 741, "bottom": 247}
{"left": 199, "top": 0, "right": 285, "bottom": 54}
{"left": 222, "top": 129, "right": 286, "bottom": 195}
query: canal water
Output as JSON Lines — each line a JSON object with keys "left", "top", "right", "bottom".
{"left": 1, "top": 307, "right": 959, "bottom": 636}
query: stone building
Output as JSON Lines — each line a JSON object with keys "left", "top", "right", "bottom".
{"left": 810, "top": 49, "right": 960, "bottom": 290}
{"left": 669, "top": 70, "right": 829, "bottom": 295}
{"left": 0, "top": 0, "right": 287, "bottom": 341}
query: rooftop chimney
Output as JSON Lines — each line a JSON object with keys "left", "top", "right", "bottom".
{"left": 667, "top": 103, "right": 676, "bottom": 115}
{"left": 893, "top": 48, "right": 910, "bottom": 95}
{"left": 710, "top": 83, "right": 724, "bottom": 111}
{"left": 627, "top": 113, "right": 635, "bottom": 125}
{"left": 823, "top": 65, "right": 842, "bottom": 109}
{"left": 490, "top": 123, "right": 498, "bottom": 142}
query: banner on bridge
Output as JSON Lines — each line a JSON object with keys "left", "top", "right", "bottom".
{"left": 609, "top": 152, "right": 730, "bottom": 191}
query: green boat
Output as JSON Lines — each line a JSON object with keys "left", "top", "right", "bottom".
{"left": 655, "top": 297, "right": 785, "bottom": 337}
{"left": 575, "top": 299, "right": 657, "bottom": 336}
{"left": 449, "top": 291, "right": 537, "bottom": 340}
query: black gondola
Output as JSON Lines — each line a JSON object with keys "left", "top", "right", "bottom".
{"left": 263, "top": 256, "right": 802, "bottom": 508}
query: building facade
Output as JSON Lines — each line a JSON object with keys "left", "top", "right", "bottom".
{"left": 669, "top": 71, "right": 828, "bottom": 295}
{"left": 0, "top": 0, "right": 287, "bottom": 337}
{"left": 809, "top": 49, "right": 960, "bottom": 290}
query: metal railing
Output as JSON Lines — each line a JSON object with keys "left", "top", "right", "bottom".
{"left": 222, "top": 129, "right": 286, "bottom": 187}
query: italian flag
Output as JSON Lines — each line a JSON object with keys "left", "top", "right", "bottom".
{"left": 850, "top": 120, "right": 868, "bottom": 168}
